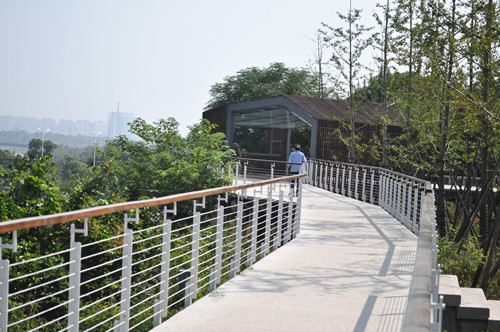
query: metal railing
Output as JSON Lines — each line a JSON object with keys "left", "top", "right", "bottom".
{"left": 233, "top": 157, "right": 304, "bottom": 184}
{"left": 307, "top": 159, "right": 444, "bottom": 331}
{"left": 0, "top": 172, "right": 306, "bottom": 331}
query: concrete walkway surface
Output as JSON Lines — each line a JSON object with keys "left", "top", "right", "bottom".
{"left": 152, "top": 184, "right": 418, "bottom": 332}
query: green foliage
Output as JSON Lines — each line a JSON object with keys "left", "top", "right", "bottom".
{"left": 205, "top": 62, "right": 319, "bottom": 109}
{"left": 438, "top": 231, "right": 485, "bottom": 287}
{"left": 104, "top": 117, "right": 235, "bottom": 201}
{"left": 0, "top": 156, "right": 67, "bottom": 220}
{"left": 27, "top": 138, "right": 57, "bottom": 158}
{"left": 0, "top": 117, "right": 237, "bottom": 330}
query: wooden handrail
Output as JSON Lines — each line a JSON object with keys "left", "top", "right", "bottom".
{"left": 0, "top": 174, "right": 305, "bottom": 234}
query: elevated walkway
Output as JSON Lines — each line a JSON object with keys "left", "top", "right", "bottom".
{"left": 153, "top": 184, "right": 418, "bottom": 331}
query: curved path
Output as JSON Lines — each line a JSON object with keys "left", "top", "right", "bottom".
{"left": 152, "top": 184, "right": 417, "bottom": 332}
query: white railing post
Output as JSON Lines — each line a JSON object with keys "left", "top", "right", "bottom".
{"left": 265, "top": 186, "right": 272, "bottom": 254}
{"left": 401, "top": 181, "right": 407, "bottom": 228}
{"left": 243, "top": 162, "right": 248, "bottom": 184}
{"left": 68, "top": 220, "right": 87, "bottom": 332}
{"left": 396, "top": 177, "right": 402, "bottom": 220}
{"left": 235, "top": 163, "right": 240, "bottom": 185}
{"left": 389, "top": 175, "right": 394, "bottom": 214}
{"left": 392, "top": 176, "right": 397, "bottom": 217}
{"left": 341, "top": 165, "right": 346, "bottom": 196}
{"left": 361, "top": 168, "right": 367, "bottom": 202}
{"left": 251, "top": 197, "right": 258, "bottom": 264}
{"left": 335, "top": 164, "right": 340, "bottom": 194}
{"left": 348, "top": 166, "right": 353, "bottom": 198}
{"left": 307, "top": 160, "right": 314, "bottom": 184}
{"left": 117, "top": 218, "right": 134, "bottom": 331}
{"left": 235, "top": 200, "right": 243, "bottom": 273}
{"left": 413, "top": 184, "right": 420, "bottom": 233}
{"left": 286, "top": 186, "right": 293, "bottom": 244}
{"left": 295, "top": 177, "right": 303, "bottom": 236}
{"left": 370, "top": 169, "right": 375, "bottom": 204}
{"left": 419, "top": 186, "right": 426, "bottom": 231}
{"left": 319, "top": 162, "right": 323, "bottom": 189}
{"left": 329, "top": 165, "right": 334, "bottom": 192}
{"left": 379, "top": 171, "right": 385, "bottom": 208}
{"left": 324, "top": 163, "right": 328, "bottom": 190}
{"left": 190, "top": 211, "right": 201, "bottom": 304}
{"left": 215, "top": 204, "right": 224, "bottom": 281}
{"left": 277, "top": 191, "right": 284, "bottom": 248}
{"left": 0, "top": 248, "right": 10, "bottom": 332}
{"left": 157, "top": 205, "right": 174, "bottom": 324}
{"left": 354, "top": 167, "right": 359, "bottom": 200}
{"left": 405, "top": 182, "right": 412, "bottom": 230}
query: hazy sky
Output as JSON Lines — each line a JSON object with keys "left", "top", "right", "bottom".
{"left": 0, "top": 0, "right": 378, "bottom": 135}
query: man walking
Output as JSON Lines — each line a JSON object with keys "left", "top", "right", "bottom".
{"left": 286, "top": 144, "right": 307, "bottom": 175}
{"left": 286, "top": 144, "right": 307, "bottom": 195}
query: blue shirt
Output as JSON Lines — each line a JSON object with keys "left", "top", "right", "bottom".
{"left": 287, "top": 150, "right": 307, "bottom": 173}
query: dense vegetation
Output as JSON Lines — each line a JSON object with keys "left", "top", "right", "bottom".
{"left": 0, "top": 117, "right": 236, "bottom": 329}
{"left": 1, "top": 117, "right": 234, "bottom": 218}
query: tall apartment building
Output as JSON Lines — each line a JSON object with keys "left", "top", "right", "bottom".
{"left": 107, "top": 103, "right": 136, "bottom": 139}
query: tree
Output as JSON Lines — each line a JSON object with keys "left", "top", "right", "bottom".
{"left": 100, "top": 117, "right": 235, "bottom": 202}
{"left": 320, "top": 0, "right": 374, "bottom": 163}
{"left": 372, "top": 0, "right": 398, "bottom": 168}
{"left": 306, "top": 33, "right": 341, "bottom": 99}
{"left": 0, "top": 157, "right": 67, "bottom": 220}
{"left": 205, "top": 62, "right": 319, "bottom": 109}
{"left": 27, "top": 138, "right": 57, "bottom": 158}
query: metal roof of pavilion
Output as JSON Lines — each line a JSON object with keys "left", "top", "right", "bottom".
{"left": 282, "top": 95, "right": 383, "bottom": 123}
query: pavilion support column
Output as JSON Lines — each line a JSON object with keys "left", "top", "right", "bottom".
{"left": 286, "top": 128, "right": 291, "bottom": 159}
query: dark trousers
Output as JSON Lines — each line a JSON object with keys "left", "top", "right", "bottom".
{"left": 289, "top": 171, "right": 299, "bottom": 195}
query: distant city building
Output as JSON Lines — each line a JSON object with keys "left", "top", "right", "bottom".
{"left": 0, "top": 115, "right": 106, "bottom": 137}
{"left": 107, "top": 103, "right": 136, "bottom": 139}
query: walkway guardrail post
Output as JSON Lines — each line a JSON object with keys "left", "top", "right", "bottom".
{"left": 347, "top": 166, "right": 352, "bottom": 198}
{"left": 0, "top": 243, "right": 10, "bottom": 332}
{"left": 354, "top": 167, "right": 359, "bottom": 200}
{"left": 159, "top": 204, "right": 175, "bottom": 322}
{"left": 235, "top": 163, "right": 240, "bottom": 185}
{"left": 277, "top": 191, "right": 283, "bottom": 247}
{"left": 404, "top": 181, "right": 411, "bottom": 230}
{"left": 243, "top": 161, "right": 248, "bottom": 184}
{"left": 265, "top": 186, "right": 272, "bottom": 254}
{"left": 117, "top": 211, "right": 136, "bottom": 332}
{"left": 68, "top": 221, "right": 87, "bottom": 332}
{"left": 361, "top": 168, "right": 366, "bottom": 202}
{"left": 235, "top": 200, "right": 243, "bottom": 273}
{"left": 251, "top": 197, "right": 258, "bottom": 264}
{"left": 190, "top": 199, "right": 203, "bottom": 304}
{"left": 395, "top": 177, "right": 401, "bottom": 220}
{"left": 335, "top": 164, "right": 340, "bottom": 194}
{"left": 341, "top": 165, "right": 346, "bottom": 196}
{"left": 215, "top": 201, "right": 224, "bottom": 283}
{"left": 319, "top": 161, "right": 323, "bottom": 189}
{"left": 413, "top": 183, "right": 420, "bottom": 233}
{"left": 370, "top": 169, "right": 375, "bottom": 204}
{"left": 296, "top": 177, "right": 303, "bottom": 236}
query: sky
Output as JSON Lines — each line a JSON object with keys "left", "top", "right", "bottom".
{"left": 0, "top": 0, "right": 378, "bottom": 136}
